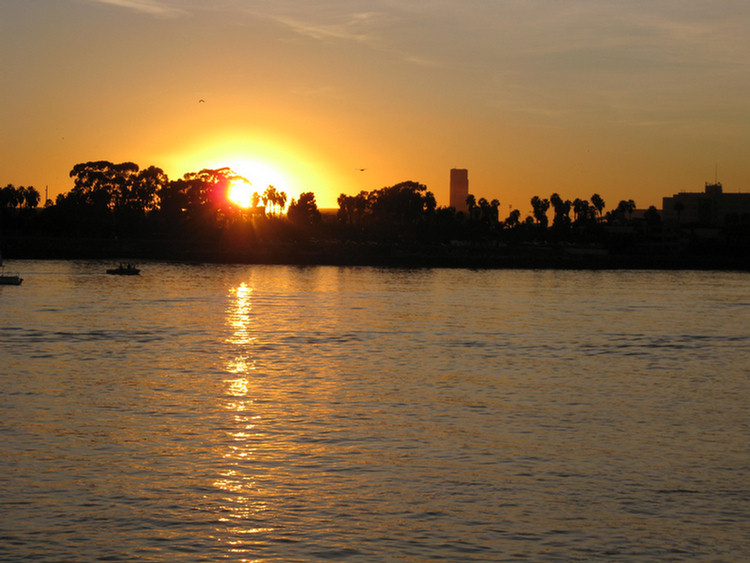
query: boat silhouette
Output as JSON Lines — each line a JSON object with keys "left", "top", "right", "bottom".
{"left": 106, "top": 263, "right": 140, "bottom": 276}
{"left": 0, "top": 250, "right": 22, "bottom": 285}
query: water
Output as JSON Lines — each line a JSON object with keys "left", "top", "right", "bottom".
{"left": 1, "top": 261, "right": 748, "bottom": 562}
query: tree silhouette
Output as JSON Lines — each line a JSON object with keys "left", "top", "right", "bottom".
{"left": 572, "top": 198, "right": 590, "bottom": 226}
{"left": 644, "top": 205, "right": 661, "bottom": 232}
{"left": 131, "top": 166, "right": 167, "bottom": 213}
{"left": 336, "top": 181, "right": 435, "bottom": 241}
{"left": 478, "top": 197, "right": 489, "bottom": 221}
{"left": 624, "top": 199, "right": 636, "bottom": 220}
{"left": 151, "top": 167, "right": 244, "bottom": 237}
{"left": 425, "top": 190, "right": 437, "bottom": 216}
{"left": 288, "top": 192, "right": 321, "bottom": 227}
{"left": 182, "top": 167, "right": 238, "bottom": 211}
{"left": 23, "top": 186, "right": 41, "bottom": 208}
{"left": 263, "top": 186, "right": 278, "bottom": 215}
{"left": 258, "top": 184, "right": 289, "bottom": 216}
{"left": 277, "top": 189, "right": 288, "bottom": 215}
{"left": 530, "top": 195, "right": 550, "bottom": 228}
{"left": 156, "top": 178, "right": 190, "bottom": 228}
{"left": 591, "top": 193, "right": 605, "bottom": 220}
{"left": 505, "top": 209, "right": 521, "bottom": 229}
{"left": 610, "top": 199, "right": 636, "bottom": 224}
{"left": 0, "top": 184, "right": 40, "bottom": 209}
{"left": 490, "top": 199, "right": 500, "bottom": 222}
{"left": 369, "top": 181, "right": 432, "bottom": 226}
{"left": 337, "top": 191, "right": 368, "bottom": 227}
{"left": 69, "top": 161, "right": 141, "bottom": 212}
{"left": 466, "top": 194, "right": 477, "bottom": 219}
{"left": 550, "top": 193, "right": 572, "bottom": 231}
{"left": 1, "top": 185, "right": 18, "bottom": 208}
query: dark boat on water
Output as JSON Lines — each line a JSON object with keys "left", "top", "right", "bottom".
{"left": 106, "top": 263, "right": 140, "bottom": 276}
{"left": 0, "top": 272, "right": 22, "bottom": 285}
{"left": 0, "top": 251, "right": 22, "bottom": 285}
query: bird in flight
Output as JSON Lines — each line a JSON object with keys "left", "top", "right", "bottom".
{"left": 199, "top": 99, "right": 205, "bottom": 103}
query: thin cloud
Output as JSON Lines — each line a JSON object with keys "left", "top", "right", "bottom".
{"left": 235, "top": 2, "right": 443, "bottom": 67}
{"left": 238, "top": 3, "right": 388, "bottom": 46}
{"left": 81, "top": 0, "right": 186, "bottom": 16}
{"left": 267, "top": 11, "right": 378, "bottom": 43}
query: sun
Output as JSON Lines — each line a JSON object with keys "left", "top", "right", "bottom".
{"left": 222, "top": 159, "right": 292, "bottom": 209}
{"left": 227, "top": 179, "right": 255, "bottom": 208}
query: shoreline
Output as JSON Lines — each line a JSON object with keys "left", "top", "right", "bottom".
{"left": 4, "top": 236, "right": 749, "bottom": 271}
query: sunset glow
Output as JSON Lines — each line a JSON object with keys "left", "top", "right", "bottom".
{"left": 224, "top": 159, "right": 292, "bottom": 211}
{"left": 226, "top": 160, "right": 289, "bottom": 197}
{"left": 227, "top": 180, "right": 255, "bottom": 208}
{"left": 3, "top": 2, "right": 750, "bottom": 213}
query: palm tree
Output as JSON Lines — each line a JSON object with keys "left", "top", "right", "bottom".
{"left": 263, "top": 186, "right": 278, "bottom": 214}
{"left": 625, "top": 199, "right": 636, "bottom": 220}
{"left": 490, "top": 199, "right": 500, "bottom": 223}
{"left": 572, "top": 198, "right": 590, "bottom": 225}
{"left": 549, "top": 193, "right": 572, "bottom": 230}
{"left": 0, "top": 184, "right": 16, "bottom": 208}
{"left": 466, "top": 194, "right": 476, "bottom": 219}
{"left": 614, "top": 199, "right": 637, "bottom": 223}
{"left": 21, "top": 186, "right": 41, "bottom": 208}
{"left": 15, "top": 186, "right": 28, "bottom": 208}
{"left": 591, "top": 193, "right": 605, "bottom": 220}
{"left": 530, "top": 195, "right": 550, "bottom": 228}
{"left": 505, "top": 209, "right": 521, "bottom": 229}
{"left": 478, "top": 197, "right": 489, "bottom": 222}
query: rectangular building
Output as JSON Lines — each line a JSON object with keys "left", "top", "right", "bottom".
{"left": 450, "top": 168, "right": 469, "bottom": 213}
{"left": 662, "top": 182, "right": 750, "bottom": 226}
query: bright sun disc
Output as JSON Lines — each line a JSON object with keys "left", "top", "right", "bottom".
{"left": 224, "top": 159, "right": 291, "bottom": 209}
{"left": 228, "top": 180, "right": 254, "bottom": 208}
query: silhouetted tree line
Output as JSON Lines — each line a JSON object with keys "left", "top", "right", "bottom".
{"left": 1, "top": 184, "right": 41, "bottom": 209}
{"left": 333, "top": 184, "right": 663, "bottom": 248}
{"left": 1, "top": 184, "right": 43, "bottom": 236}
{"left": 336, "top": 181, "right": 438, "bottom": 242}
{"left": 2, "top": 161, "right": 306, "bottom": 244}
{"left": 3, "top": 160, "right": 748, "bottom": 266}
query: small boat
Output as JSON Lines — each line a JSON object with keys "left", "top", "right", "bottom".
{"left": 0, "top": 250, "right": 22, "bottom": 285}
{"left": 106, "top": 263, "right": 140, "bottom": 276}
{"left": 0, "top": 273, "right": 22, "bottom": 285}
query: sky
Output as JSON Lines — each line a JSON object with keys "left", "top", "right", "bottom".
{"left": 2, "top": 0, "right": 749, "bottom": 214}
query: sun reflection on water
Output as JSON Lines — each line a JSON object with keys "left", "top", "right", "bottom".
{"left": 226, "top": 373, "right": 250, "bottom": 395}
{"left": 212, "top": 281, "right": 274, "bottom": 550}
{"left": 227, "top": 283, "right": 255, "bottom": 346}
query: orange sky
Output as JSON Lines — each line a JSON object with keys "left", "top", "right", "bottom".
{"left": 2, "top": 1, "right": 749, "bottom": 216}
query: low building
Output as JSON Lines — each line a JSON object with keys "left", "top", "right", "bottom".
{"left": 662, "top": 182, "right": 750, "bottom": 226}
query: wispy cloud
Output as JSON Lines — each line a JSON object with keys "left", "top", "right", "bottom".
{"left": 233, "top": 1, "right": 444, "bottom": 67}
{"left": 241, "top": 4, "right": 388, "bottom": 46}
{"left": 270, "top": 10, "right": 382, "bottom": 43}
{"left": 81, "top": 0, "right": 185, "bottom": 17}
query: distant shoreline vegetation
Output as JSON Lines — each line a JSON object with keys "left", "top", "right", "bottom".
{"left": 2, "top": 160, "right": 749, "bottom": 270}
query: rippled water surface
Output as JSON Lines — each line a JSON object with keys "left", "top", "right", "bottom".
{"left": 1, "top": 261, "right": 749, "bottom": 562}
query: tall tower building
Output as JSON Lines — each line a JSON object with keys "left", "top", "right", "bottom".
{"left": 450, "top": 168, "right": 469, "bottom": 213}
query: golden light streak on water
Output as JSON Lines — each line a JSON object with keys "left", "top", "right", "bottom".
{"left": 214, "top": 282, "right": 279, "bottom": 551}
{"left": 227, "top": 283, "right": 254, "bottom": 346}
